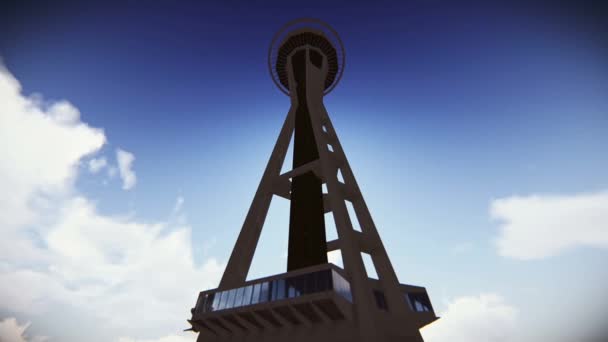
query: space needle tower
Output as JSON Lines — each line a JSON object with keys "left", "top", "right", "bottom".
{"left": 188, "top": 19, "right": 437, "bottom": 342}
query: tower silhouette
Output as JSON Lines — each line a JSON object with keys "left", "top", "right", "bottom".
{"left": 189, "top": 19, "right": 437, "bottom": 342}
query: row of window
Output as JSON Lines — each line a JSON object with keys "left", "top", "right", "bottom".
{"left": 413, "top": 300, "right": 431, "bottom": 312}
{"left": 195, "top": 273, "right": 433, "bottom": 314}
{"left": 195, "top": 269, "right": 352, "bottom": 314}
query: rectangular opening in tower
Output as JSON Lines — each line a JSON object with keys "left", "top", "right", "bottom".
{"left": 337, "top": 168, "right": 345, "bottom": 184}
{"left": 327, "top": 249, "right": 343, "bottom": 268}
{"left": 280, "top": 133, "right": 294, "bottom": 175}
{"left": 247, "top": 195, "right": 289, "bottom": 281}
{"left": 361, "top": 252, "right": 379, "bottom": 279}
{"left": 345, "top": 199, "right": 362, "bottom": 232}
{"left": 324, "top": 211, "right": 338, "bottom": 240}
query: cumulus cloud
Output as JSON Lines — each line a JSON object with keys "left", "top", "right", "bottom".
{"left": 88, "top": 157, "right": 108, "bottom": 174}
{"left": 491, "top": 190, "right": 608, "bottom": 259}
{"left": 0, "top": 317, "right": 47, "bottom": 342}
{"left": 42, "top": 196, "right": 224, "bottom": 332}
{"left": 421, "top": 293, "right": 518, "bottom": 342}
{"left": 116, "top": 148, "right": 137, "bottom": 190}
{"left": 0, "top": 63, "right": 223, "bottom": 341}
{"left": 0, "top": 64, "right": 105, "bottom": 231}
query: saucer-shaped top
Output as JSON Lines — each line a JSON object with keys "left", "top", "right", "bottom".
{"left": 269, "top": 18, "right": 345, "bottom": 96}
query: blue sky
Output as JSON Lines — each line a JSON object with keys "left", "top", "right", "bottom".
{"left": 1, "top": 1, "right": 607, "bottom": 341}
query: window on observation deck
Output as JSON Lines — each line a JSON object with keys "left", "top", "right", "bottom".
{"left": 251, "top": 283, "right": 261, "bottom": 305}
{"left": 259, "top": 281, "right": 270, "bottom": 303}
{"left": 242, "top": 285, "right": 253, "bottom": 306}
{"left": 406, "top": 292, "right": 433, "bottom": 312}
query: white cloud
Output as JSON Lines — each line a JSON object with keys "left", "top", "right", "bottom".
{"left": 0, "top": 317, "right": 28, "bottom": 342}
{"left": 116, "top": 148, "right": 137, "bottom": 190}
{"left": 0, "top": 63, "right": 223, "bottom": 341}
{"left": 0, "top": 317, "right": 47, "bottom": 342}
{"left": 491, "top": 190, "right": 608, "bottom": 259}
{"left": 421, "top": 293, "right": 518, "bottom": 342}
{"left": 0, "top": 267, "right": 72, "bottom": 313}
{"left": 42, "top": 196, "right": 224, "bottom": 333}
{"left": 0, "top": 64, "right": 105, "bottom": 231}
{"left": 88, "top": 157, "right": 108, "bottom": 174}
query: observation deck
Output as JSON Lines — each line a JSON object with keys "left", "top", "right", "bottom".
{"left": 189, "top": 264, "right": 437, "bottom": 340}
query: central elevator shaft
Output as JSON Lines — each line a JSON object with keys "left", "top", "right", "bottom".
{"left": 287, "top": 48, "right": 328, "bottom": 271}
